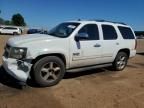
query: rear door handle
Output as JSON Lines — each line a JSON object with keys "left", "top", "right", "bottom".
{"left": 94, "top": 44, "right": 101, "bottom": 47}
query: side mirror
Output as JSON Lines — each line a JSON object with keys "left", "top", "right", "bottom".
{"left": 75, "top": 33, "right": 89, "bottom": 41}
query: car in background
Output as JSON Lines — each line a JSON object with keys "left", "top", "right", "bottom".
{"left": 137, "top": 35, "right": 144, "bottom": 39}
{"left": 27, "top": 29, "right": 42, "bottom": 34}
{"left": 0, "top": 26, "right": 4, "bottom": 29}
{"left": 135, "top": 31, "right": 144, "bottom": 39}
{"left": 27, "top": 29, "right": 48, "bottom": 34}
{"left": 0, "top": 26, "right": 22, "bottom": 35}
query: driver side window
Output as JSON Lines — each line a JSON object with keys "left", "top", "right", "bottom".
{"left": 78, "top": 24, "right": 99, "bottom": 40}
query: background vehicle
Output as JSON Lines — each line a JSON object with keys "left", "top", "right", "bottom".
{"left": 27, "top": 29, "right": 42, "bottom": 34}
{"left": 0, "top": 27, "right": 3, "bottom": 29}
{"left": 2, "top": 20, "right": 136, "bottom": 87}
{"left": 27, "top": 29, "right": 48, "bottom": 34}
{"left": 0, "top": 26, "right": 22, "bottom": 35}
{"left": 135, "top": 31, "right": 144, "bottom": 39}
{"left": 137, "top": 35, "right": 144, "bottom": 39}
{"left": 40, "top": 30, "right": 48, "bottom": 34}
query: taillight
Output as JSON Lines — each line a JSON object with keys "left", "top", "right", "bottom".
{"left": 135, "top": 39, "right": 137, "bottom": 50}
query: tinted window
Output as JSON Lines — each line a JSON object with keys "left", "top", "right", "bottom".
{"left": 118, "top": 26, "right": 135, "bottom": 39}
{"left": 78, "top": 24, "right": 99, "bottom": 40}
{"left": 102, "top": 25, "right": 117, "bottom": 40}
{"left": 3, "top": 27, "right": 17, "bottom": 30}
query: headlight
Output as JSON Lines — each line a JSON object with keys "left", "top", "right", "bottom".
{"left": 9, "top": 47, "right": 27, "bottom": 59}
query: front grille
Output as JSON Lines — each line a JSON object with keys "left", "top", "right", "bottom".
{"left": 3, "top": 44, "right": 11, "bottom": 58}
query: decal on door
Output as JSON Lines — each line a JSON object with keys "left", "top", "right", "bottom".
{"left": 73, "top": 52, "right": 80, "bottom": 56}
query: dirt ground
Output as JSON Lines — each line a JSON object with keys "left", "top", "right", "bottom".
{"left": 0, "top": 35, "right": 144, "bottom": 108}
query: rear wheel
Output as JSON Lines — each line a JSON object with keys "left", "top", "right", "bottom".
{"left": 113, "top": 52, "right": 128, "bottom": 71}
{"left": 13, "top": 32, "right": 18, "bottom": 35}
{"left": 33, "top": 56, "right": 65, "bottom": 87}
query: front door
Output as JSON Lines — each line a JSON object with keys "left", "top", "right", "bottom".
{"left": 70, "top": 24, "right": 102, "bottom": 68}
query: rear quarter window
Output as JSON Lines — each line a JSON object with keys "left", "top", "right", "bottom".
{"left": 118, "top": 26, "right": 135, "bottom": 39}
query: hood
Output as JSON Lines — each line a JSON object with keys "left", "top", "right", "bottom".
{"left": 7, "top": 34, "right": 58, "bottom": 46}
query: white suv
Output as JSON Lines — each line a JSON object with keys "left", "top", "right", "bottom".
{"left": 2, "top": 20, "right": 136, "bottom": 87}
{"left": 0, "top": 26, "right": 22, "bottom": 35}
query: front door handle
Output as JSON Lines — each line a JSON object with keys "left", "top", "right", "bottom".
{"left": 94, "top": 44, "right": 101, "bottom": 47}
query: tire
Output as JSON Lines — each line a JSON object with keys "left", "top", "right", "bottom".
{"left": 13, "top": 32, "right": 18, "bottom": 35}
{"left": 112, "top": 52, "right": 128, "bottom": 71}
{"left": 33, "top": 56, "right": 65, "bottom": 87}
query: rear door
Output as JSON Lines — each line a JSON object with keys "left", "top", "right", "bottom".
{"left": 101, "top": 24, "right": 119, "bottom": 63}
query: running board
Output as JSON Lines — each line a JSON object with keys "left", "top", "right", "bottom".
{"left": 67, "top": 63, "right": 112, "bottom": 72}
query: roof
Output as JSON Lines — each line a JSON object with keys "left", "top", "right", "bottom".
{"left": 67, "top": 19, "right": 128, "bottom": 26}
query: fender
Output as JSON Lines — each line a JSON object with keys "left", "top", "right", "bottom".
{"left": 29, "top": 48, "right": 70, "bottom": 68}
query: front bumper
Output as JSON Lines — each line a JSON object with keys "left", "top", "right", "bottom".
{"left": 2, "top": 56, "right": 32, "bottom": 82}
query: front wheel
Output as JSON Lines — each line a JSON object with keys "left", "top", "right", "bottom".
{"left": 33, "top": 56, "right": 65, "bottom": 87}
{"left": 113, "top": 52, "right": 128, "bottom": 71}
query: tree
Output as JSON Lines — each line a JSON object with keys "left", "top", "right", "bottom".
{"left": 11, "top": 13, "right": 26, "bottom": 26}
{"left": 0, "top": 10, "right": 4, "bottom": 24}
{"left": 5, "top": 20, "right": 11, "bottom": 25}
{"left": 0, "top": 18, "right": 5, "bottom": 24}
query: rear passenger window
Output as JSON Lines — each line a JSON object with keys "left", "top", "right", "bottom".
{"left": 102, "top": 25, "right": 117, "bottom": 40}
{"left": 78, "top": 24, "right": 99, "bottom": 40}
{"left": 118, "top": 26, "right": 135, "bottom": 39}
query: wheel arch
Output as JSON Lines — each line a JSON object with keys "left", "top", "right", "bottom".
{"left": 117, "top": 48, "right": 130, "bottom": 58}
{"left": 31, "top": 53, "right": 67, "bottom": 66}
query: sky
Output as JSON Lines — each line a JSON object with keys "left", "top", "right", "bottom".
{"left": 0, "top": 0, "right": 144, "bottom": 30}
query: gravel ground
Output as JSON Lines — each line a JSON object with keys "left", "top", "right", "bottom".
{"left": 0, "top": 35, "right": 144, "bottom": 108}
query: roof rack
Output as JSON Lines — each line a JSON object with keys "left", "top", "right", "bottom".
{"left": 77, "top": 19, "right": 127, "bottom": 25}
{"left": 89, "top": 19, "right": 127, "bottom": 25}
{"left": 96, "top": 20, "right": 127, "bottom": 25}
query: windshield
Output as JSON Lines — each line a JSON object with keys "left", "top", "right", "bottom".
{"left": 48, "top": 22, "right": 80, "bottom": 38}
